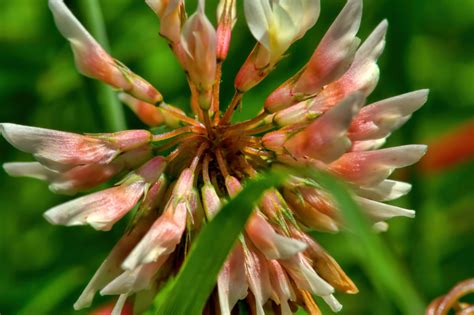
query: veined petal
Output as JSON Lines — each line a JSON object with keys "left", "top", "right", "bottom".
{"left": 268, "top": 260, "right": 296, "bottom": 315}
{"left": 122, "top": 202, "right": 187, "bottom": 270}
{"left": 330, "top": 145, "right": 427, "bottom": 186}
{"left": 246, "top": 212, "right": 307, "bottom": 259}
{"left": 349, "top": 89, "right": 429, "bottom": 140}
{"left": 0, "top": 123, "right": 117, "bottom": 169}
{"left": 44, "top": 181, "right": 146, "bottom": 231}
{"left": 218, "top": 243, "right": 248, "bottom": 315}
{"left": 284, "top": 93, "right": 365, "bottom": 163}
{"left": 49, "top": 0, "right": 162, "bottom": 103}
{"left": 243, "top": 243, "right": 273, "bottom": 315}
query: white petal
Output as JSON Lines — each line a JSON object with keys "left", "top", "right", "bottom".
{"left": 111, "top": 294, "right": 129, "bottom": 315}
{"left": 282, "top": 254, "right": 334, "bottom": 296}
{"left": 356, "top": 197, "right": 415, "bottom": 221}
{"left": 323, "top": 294, "right": 343, "bottom": 312}
{"left": 355, "top": 180, "right": 412, "bottom": 201}
{"left": 244, "top": 0, "right": 272, "bottom": 48}
{"left": 48, "top": 0, "right": 95, "bottom": 46}
{"left": 3, "top": 162, "right": 57, "bottom": 181}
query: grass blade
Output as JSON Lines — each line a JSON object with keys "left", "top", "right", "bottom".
{"left": 153, "top": 169, "right": 289, "bottom": 315}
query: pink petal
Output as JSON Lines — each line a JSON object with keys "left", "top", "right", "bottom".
{"left": 243, "top": 243, "right": 273, "bottom": 315}
{"left": 246, "top": 212, "right": 307, "bottom": 259}
{"left": 122, "top": 202, "right": 187, "bottom": 270}
{"left": 329, "top": 145, "right": 427, "bottom": 186}
{"left": 43, "top": 181, "right": 146, "bottom": 231}
{"left": 265, "top": 0, "right": 363, "bottom": 112}
{"left": 73, "top": 179, "right": 167, "bottom": 310}
{"left": 349, "top": 89, "right": 429, "bottom": 141}
{"left": 0, "top": 123, "right": 117, "bottom": 169}
{"left": 284, "top": 93, "right": 365, "bottom": 163}
{"left": 268, "top": 260, "right": 295, "bottom": 315}
{"left": 218, "top": 243, "right": 248, "bottom": 315}
{"left": 49, "top": 0, "right": 162, "bottom": 103}
{"left": 309, "top": 20, "right": 388, "bottom": 113}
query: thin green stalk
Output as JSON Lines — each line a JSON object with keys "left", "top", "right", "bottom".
{"left": 78, "top": 0, "right": 126, "bottom": 131}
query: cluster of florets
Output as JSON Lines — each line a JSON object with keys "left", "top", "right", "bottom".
{"left": 1, "top": 0, "right": 428, "bottom": 314}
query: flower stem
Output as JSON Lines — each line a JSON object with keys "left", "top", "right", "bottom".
{"left": 78, "top": 0, "right": 127, "bottom": 132}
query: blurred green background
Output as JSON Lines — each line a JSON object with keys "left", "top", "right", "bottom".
{"left": 1, "top": 0, "right": 473, "bottom": 314}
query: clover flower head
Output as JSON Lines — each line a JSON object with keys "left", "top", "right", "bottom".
{"left": 1, "top": 0, "right": 428, "bottom": 313}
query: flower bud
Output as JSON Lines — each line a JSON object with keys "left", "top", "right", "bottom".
{"left": 181, "top": 0, "right": 217, "bottom": 110}
{"left": 216, "top": 0, "right": 237, "bottom": 61}
{"left": 49, "top": 0, "right": 162, "bottom": 104}
{"left": 146, "top": 0, "right": 184, "bottom": 44}
{"left": 236, "top": 0, "right": 320, "bottom": 91}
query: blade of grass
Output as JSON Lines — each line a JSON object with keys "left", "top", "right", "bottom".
{"left": 78, "top": 0, "right": 126, "bottom": 132}
{"left": 306, "top": 169, "right": 426, "bottom": 315}
{"left": 153, "top": 169, "right": 289, "bottom": 315}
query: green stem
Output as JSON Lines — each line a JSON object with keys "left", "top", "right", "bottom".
{"left": 78, "top": 0, "right": 127, "bottom": 131}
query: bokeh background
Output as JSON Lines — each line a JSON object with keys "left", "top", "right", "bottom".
{"left": 1, "top": 0, "right": 474, "bottom": 314}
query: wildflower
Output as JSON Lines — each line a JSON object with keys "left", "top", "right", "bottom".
{"left": 2, "top": 0, "right": 428, "bottom": 314}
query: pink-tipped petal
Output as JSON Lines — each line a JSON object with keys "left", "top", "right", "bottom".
{"left": 294, "top": 0, "right": 362, "bottom": 94}
{"left": 268, "top": 260, "right": 296, "bottom": 315}
{"left": 243, "top": 244, "right": 273, "bottom": 315}
{"left": 49, "top": 0, "right": 162, "bottom": 103}
{"left": 310, "top": 20, "right": 388, "bottom": 113}
{"left": 122, "top": 202, "right": 187, "bottom": 270}
{"left": 181, "top": 3, "right": 217, "bottom": 109}
{"left": 330, "top": 145, "right": 427, "bottom": 186}
{"left": 246, "top": 213, "right": 307, "bottom": 259}
{"left": 218, "top": 243, "right": 248, "bottom": 315}
{"left": 284, "top": 93, "right": 365, "bottom": 163}
{"left": 265, "top": 0, "right": 362, "bottom": 112}
{"left": 43, "top": 181, "right": 146, "bottom": 231}
{"left": 73, "top": 179, "right": 166, "bottom": 310}
{"left": 349, "top": 89, "right": 429, "bottom": 141}
{"left": 146, "top": 0, "right": 183, "bottom": 43}
{"left": 0, "top": 123, "right": 117, "bottom": 169}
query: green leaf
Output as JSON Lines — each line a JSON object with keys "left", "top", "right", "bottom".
{"left": 153, "top": 169, "right": 289, "bottom": 315}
